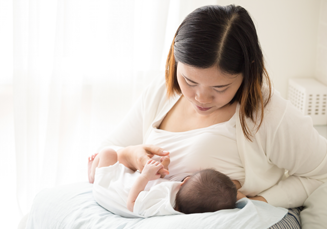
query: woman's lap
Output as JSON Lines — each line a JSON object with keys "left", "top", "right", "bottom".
{"left": 269, "top": 207, "right": 304, "bottom": 229}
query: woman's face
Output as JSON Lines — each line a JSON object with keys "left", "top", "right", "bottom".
{"left": 176, "top": 62, "right": 243, "bottom": 116}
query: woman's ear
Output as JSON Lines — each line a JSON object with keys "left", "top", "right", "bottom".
{"left": 181, "top": 176, "right": 190, "bottom": 186}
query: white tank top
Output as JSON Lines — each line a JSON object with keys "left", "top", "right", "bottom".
{"left": 144, "top": 110, "right": 245, "bottom": 185}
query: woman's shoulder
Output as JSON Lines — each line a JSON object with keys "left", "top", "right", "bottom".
{"left": 142, "top": 75, "right": 166, "bottom": 97}
{"left": 262, "top": 86, "right": 289, "bottom": 118}
{"left": 142, "top": 75, "right": 179, "bottom": 109}
{"left": 140, "top": 75, "right": 181, "bottom": 122}
{"left": 259, "top": 85, "right": 306, "bottom": 131}
{"left": 142, "top": 75, "right": 167, "bottom": 108}
{"left": 244, "top": 86, "right": 291, "bottom": 133}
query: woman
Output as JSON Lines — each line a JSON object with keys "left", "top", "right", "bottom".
{"left": 98, "top": 5, "right": 327, "bottom": 227}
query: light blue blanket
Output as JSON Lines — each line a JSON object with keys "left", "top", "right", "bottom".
{"left": 26, "top": 182, "right": 287, "bottom": 229}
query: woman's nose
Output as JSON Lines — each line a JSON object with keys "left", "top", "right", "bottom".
{"left": 195, "top": 89, "right": 213, "bottom": 104}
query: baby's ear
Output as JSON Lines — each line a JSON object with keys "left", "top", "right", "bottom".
{"left": 181, "top": 177, "right": 190, "bottom": 186}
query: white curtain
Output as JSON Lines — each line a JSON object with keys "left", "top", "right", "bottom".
{"left": 0, "top": 0, "right": 218, "bottom": 227}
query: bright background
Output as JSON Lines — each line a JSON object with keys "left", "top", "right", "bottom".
{"left": 0, "top": 0, "right": 326, "bottom": 228}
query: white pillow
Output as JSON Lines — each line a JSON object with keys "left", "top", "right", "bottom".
{"left": 26, "top": 182, "right": 287, "bottom": 229}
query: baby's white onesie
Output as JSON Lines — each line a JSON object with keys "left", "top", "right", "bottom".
{"left": 93, "top": 162, "right": 182, "bottom": 218}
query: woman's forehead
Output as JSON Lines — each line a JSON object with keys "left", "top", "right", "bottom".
{"left": 177, "top": 62, "right": 242, "bottom": 84}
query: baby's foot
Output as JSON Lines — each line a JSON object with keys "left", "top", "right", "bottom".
{"left": 159, "top": 156, "right": 170, "bottom": 178}
{"left": 88, "top": 153, "right": 98, "bottom": 183}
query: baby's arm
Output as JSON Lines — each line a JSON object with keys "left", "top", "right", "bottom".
{"left": 127, "top": 159, "right": 163, "bottom": 212}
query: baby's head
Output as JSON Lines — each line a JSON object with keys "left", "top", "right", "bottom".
{"left": 174, "top": 169, "right": 237, "bottom": 214}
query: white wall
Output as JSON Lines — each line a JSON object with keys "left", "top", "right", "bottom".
{"left": 316, "top": 0, "right": 327, "bottom": 86}
{"left": 181, "top": 0, "right": 321, "bottom": 98}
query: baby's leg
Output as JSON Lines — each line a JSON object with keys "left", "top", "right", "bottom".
{"left": 88, "top": 148, "right": 118, "bottom": 183}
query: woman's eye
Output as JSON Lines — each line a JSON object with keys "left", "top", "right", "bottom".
{"left": 185, "top": 79, "right": 196, "bottom": 87}
{"left": 214, "top": 88, "right": 227, "bottom": 93}
{"left": 183, "top": 77, "right": 228, "bottom": 92}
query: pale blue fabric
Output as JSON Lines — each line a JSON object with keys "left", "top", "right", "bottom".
{"left": 26, "top": 182, "right": 288, "bottom": 229}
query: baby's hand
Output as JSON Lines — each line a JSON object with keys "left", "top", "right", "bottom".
{"left": 141, "top": 159, "right": 163, "bottom": 181}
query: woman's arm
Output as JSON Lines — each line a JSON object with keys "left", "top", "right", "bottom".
{"left": 117, "top": 145, "right": 169, "bottom": 174}
{"left": 260, "top": 101, "right": 327, "bottom": 207}
{"left": 233, "top": 180, "right": 260, "bottom": 201}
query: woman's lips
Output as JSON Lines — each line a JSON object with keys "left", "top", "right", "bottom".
{"left": 196, "top": 105, "right": 212, "bottom": 111}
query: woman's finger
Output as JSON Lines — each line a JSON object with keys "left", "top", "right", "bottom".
{"left": 143, "top": 144, "right": 170, "bottom": 156}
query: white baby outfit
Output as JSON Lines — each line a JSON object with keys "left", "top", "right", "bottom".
{"left": 93, "top": 162, "right": 182, "bottom": 218}
{"left": 93, "top": 163, "right": 289, "bottom": 227}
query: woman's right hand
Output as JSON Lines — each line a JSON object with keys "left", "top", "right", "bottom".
{"left": 117, "top": 144, "right": 170, "bottom": 177}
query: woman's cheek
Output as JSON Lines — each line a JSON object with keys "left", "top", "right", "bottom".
{"left": 227, "top": 88, "right": 238, "bottom": 102}
{"left": 180, "top": 83, "right": 193, "bottom": 98}
{"left": 184, "top": 88, "right": 194, "bottom": 99}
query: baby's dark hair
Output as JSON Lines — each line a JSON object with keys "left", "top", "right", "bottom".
{"left": 174, "top": 169, "right": 237, "bottom": 214}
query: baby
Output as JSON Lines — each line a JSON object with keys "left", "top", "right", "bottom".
{"left": 88, "top": 148, "right": 237, "bottom": 217}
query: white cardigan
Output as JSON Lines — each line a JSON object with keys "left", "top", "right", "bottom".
{"left": 100, "top": 76, "right": 327, "bottom": 209}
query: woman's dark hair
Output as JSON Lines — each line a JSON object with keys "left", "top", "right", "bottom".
{"left": 165, "top": 5, "right": 272, "bottom": 140}
{"left": 174, "top": 169, "right": 237, "bottom": 214}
